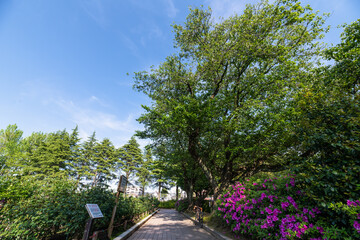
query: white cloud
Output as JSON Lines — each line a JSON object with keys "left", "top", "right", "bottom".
{"left": 54, "top": 98, "right": 144, "bottom": 147}
{"left": 80, "top": 0, "right": 106, "bottom": 27}
{"left": 205, "top": 0, "right": 249, "bottom": 21}
{"left": 89, "top": 95, "right": 99, "bottom": 102}
{"left": 78, "top": 128, "right": 91, "bottom": 141}
{"left": 164, "top": 0, "right": 178, "bottom": 18}
{"left": 88, "top": 95, "right": 110, "bottom": 108}
{"left": 56, "top": 99, "right": 135, "bottom": 132}
{"left": 118, "top": 33, "right": 140, "bottom": 57}
{"left": 148, "top": 24, "right": 163, "bottom": 40}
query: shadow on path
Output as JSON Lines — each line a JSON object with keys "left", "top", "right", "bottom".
{"left": 127, "top": 209, "right": 216, "bottom": 240}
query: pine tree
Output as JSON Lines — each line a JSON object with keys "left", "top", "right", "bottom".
{"left": 135, "top": 145, "right": 152, "bottom": 196}
{"left": 93, "top": 138, "right": 117, "bottom": 186}
{"left": 66, "top": 126, "right": 83, "bottom": 183}
{"left": 81, "top": 132, "right": 98, "bottom": 186}
{"left": 119, "top": 136, "right": 142, "bottom": 191}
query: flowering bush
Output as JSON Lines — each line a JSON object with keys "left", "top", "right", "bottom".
{"left": 217, "top": 175, "right": 327, "bottom": 239}
{"left": 348, "top": 200, "right": 360, "bottom": 234}
{"left": 328, "top": 200, "right": 360, "bottom": 237}
{"left": 175, "top": 199, "right": 189, "bottom": 212}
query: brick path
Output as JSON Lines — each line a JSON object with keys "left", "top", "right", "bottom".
{"left": 127, "top": 209, "right": 216, "bottom": 240}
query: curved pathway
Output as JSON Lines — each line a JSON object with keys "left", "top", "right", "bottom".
{"left": 127, "top": 209, "right": 216, "bottom": 240}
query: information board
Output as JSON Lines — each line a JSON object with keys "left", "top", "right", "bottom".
{"left": 85, "top": 204, "right": 104, "bottom": 219}
{"left": 118, "top": 175, "right": 127, "bottom": 192}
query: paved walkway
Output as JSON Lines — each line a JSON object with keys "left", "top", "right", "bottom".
{"left": 127, "top": 209, "right": 217, "bottom": 240}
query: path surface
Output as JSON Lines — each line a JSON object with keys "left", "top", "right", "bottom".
{"left": 127, "top": 209, "right": 217, "bottom": 240}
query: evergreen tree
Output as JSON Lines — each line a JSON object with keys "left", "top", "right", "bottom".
{"left": 0, "top": 124, "right": 23, "bottom": 176}
{"left": 81, "top": 132, "right": 98, "bottom": 186}
{"left": 93, "top": 138, "right": 117, "bottom": 187}
{"left": 66, "top": 126, "right": 83, "bottom": 182}
{"left": 135, "top": 145, "right": 152, "bottom": 196}
{"left": 119, "top": 136, "right": 142, "bottom": 185}
{"left": 21, "top": 130, "right": 71, "bottom": 179}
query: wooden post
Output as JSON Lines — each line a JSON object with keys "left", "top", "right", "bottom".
{"left": 82, "top": 218, "right": 94, "bottom": 240}
{"left": 176, "top": 184, "right": 179, "bottom": 202}
{"left": 91, "top": 231, "right": 99, "bottom": 240}
{"left": 108, "top": 175, "right": 126, "bottom": 238}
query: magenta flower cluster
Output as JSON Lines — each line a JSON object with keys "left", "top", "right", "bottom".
{"left": 217, "top": 175, "right": 325, "bottom": 239}
{"left": 347, "top": 200, "right": 360, "bottom": 234}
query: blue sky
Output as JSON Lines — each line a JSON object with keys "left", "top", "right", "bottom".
{"left": 0, "top": 0, "right": 359, "bottom": 148}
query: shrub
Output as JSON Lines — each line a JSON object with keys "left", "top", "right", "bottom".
{"left": 201, "top": 199, "right": 212, "bottom": 213}
{"left": 217, "top": 174, "right": 360, "bottom": 239}
{"left": 0, "top": 177, "right": 159, "bottom": 240}
{"left": 175, "top": 199, "right": 189, "bottom": 212}
{"left": 158, "top": 199, "right": 176, "bottom": 208}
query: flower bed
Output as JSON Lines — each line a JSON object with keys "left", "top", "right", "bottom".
{"left": 217, "top": 175, "right": 360, "bottom": 239}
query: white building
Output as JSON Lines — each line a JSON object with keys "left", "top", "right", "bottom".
{"left": 126, "top": 184, "right": 144, "bottom": 197}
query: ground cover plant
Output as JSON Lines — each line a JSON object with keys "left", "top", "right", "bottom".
{"left": 217, "top": 174, "right": 360, "bottom": 239}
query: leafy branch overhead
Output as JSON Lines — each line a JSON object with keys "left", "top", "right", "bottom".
{"left": 134, "top": 0, "right": 329, "bottom": 199}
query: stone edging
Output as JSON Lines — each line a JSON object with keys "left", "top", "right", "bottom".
{"left": 180, "top": 211, "right": 233, "bottom": 240}
{"left": 113, "top": 209, "right": 159, "bottom": 240}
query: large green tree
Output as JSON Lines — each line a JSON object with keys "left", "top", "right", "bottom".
{"left": 20, "top": 130, "right": 72, "bottom": 179}
{"left": 119, "top": 136, "right": 142, "bottom": 192}
{"left": 92, "top": 138, "right": 118, "bottom": 187}
{"left": 134, "top": 0, "right": 328, "bottom": 201}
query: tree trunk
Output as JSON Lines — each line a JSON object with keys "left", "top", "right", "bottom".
{"left": 176, "top": 184, "right": 179, "bottom": 201}
{"left": 125, "top": 171, "right": 130, "bottom": 197}
{"left": 92, "top": 171, "right": 98, "bottom": 188}
{"left": 158, "top": 182, "right": 161, "bottom": 200}
{"left": 187, "top": 183, "right": 193, "bottom": 206}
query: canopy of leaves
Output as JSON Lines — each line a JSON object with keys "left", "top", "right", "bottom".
{"left": 134, "top": 0, "right": 328, "bottom": 198}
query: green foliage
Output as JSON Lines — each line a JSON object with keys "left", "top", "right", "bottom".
{"left": 0, "top": 124, "right": 159, "bottom": 239}
{"left": 93, "top": 138, "right": 118, "bottom": 186}
{"left": 119, "top": 136, "right": 142, "bottom": 182}
{"left": 0, "top": 125, "right": 23, "bottom": 173}
{"left": 201, "top": 199, "right": 211, "bottom": 213}
{"left": 326, "top": 201, "right": 360, "bottom": 238}
{"left": 158, "top": 199, "right": 176, "bottom": 209}
{"left": 134, "top": 0, "right": 328, "bottom": 201}
{"left": 175, "top": 199, "right": 190, "bottom": 212}
{"left": 0, "top": 3, "right": 359, "bottom": 240}
{"left": 135, "top": 145, "right": 152, "bottom": 196}
{"left": 20, "top": 130, "right": 73, "bottom": 179}
{"left": 0, "top": 176, "right": 36, "bottom": 201}
{"left": 0, "top": 176, "right": 159, "bottom": 240}
{"left": 291, "top": 19, "right": 360, "bottom": 230}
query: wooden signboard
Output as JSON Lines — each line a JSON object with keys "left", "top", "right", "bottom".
{"left": 118, "top": 175, "right": 127, "bottom": 193}
{"left": 85, "top": 204, "right": 104, "bottom": 219}
{"left": 108, "top": 175, "right": 128, "bottom": 238}
{"left": 83, "top": 204, "right": 104, "bottom": 240}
